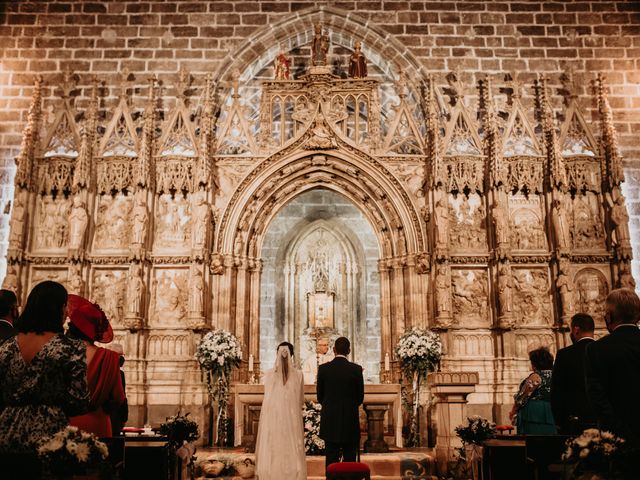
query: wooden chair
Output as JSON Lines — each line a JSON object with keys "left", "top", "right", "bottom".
{"left": 326, "top": 461, "right": 371, "bottom": 480}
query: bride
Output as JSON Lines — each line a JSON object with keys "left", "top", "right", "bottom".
{"left": 255, "top": 342, "right": 306, "bottom": 480}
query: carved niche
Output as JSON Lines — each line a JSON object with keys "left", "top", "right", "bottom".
{"left": 148, "top": 268, "right": 189, "bottom": 326}
{"left": 508, "top": 194, "right": 546, "bottom": 252}
{"left": 571, "top": 193, "right": 605, "bottom": 251}
{"left": 512, "top": 268, "right": 552, "bottom": 326}
{"left": 93, "top": 193, "right": 133, "bottom": 251}
{"left": 575, "top": 268, "right": 609, "bottom": 324}
{"left": 33, "top": 195, "right": 72, "bottom": 251}
{"left": 451, "top": 269, "right": 489, "bottom": 326}
{"left": 153, "top": 194, "right": 192, "bottom": 252}
{"left": 90, "top": 268, "right": 127, "bottom": 328}
{"left": 448, "top": 193, "right": 486, "bottom": 251}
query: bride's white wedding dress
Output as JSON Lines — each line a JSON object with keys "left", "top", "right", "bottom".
{"left": 255, "top": 346, "right": 306, "bottom": 480}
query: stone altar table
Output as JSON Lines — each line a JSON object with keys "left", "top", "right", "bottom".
{"left": 232, "top": 383, "right": 403, "bottom": 448}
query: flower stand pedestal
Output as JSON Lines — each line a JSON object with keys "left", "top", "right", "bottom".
{"left": 363, "top": 404, "right": 389, "bottom": 453}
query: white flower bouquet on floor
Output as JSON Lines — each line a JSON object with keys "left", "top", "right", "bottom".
{"left": 303, "top": 401, "right": 325, "bottom": 455}
{"left": 37, "top": 426, "right": 109, "bottom": 477}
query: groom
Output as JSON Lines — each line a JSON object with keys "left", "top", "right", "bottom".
{"left": 317, "top": 336, "right": 365, "bottom": 472}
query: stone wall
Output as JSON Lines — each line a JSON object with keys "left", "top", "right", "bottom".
{"left": 1, "top": 0, "right": 639, "bottom": 281}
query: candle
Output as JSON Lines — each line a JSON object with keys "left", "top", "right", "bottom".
{"left": 384, "top": 353, "right": 390, "bottom": 372}
{"left": 248, "top": 354, "right": 254, "bottom": 373}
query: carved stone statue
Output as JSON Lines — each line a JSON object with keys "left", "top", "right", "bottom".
{"left": 68, "top": 196, "right": 88, "bottom": 250}
{"left": 8, "top": 190, "right": 26, "bottom": 246}
{"left": 556, "top": 260, "right": 575, "bottom": 320}
{"left": 126, "top": 263, "right": 144, "bottom": 317}
{"left": 619, "top": 262, "right": 636, "bottom": 289}
{"left": 131, "top": 191, "right": 149, "bottom": 245}
{"left": 210, "top": 253, "right": 225, "bottom": 275}
{"left": 348, "top": 41, "right": 367, "bottom": 78}
{"left": 435, "top": 265, "right": 452, "bottom": 318}
{"left": 2, "top": 264, "right": 19, "bottom": 293}
{"left": 311, "top": 24, "right": 329, "bottom": 67}
{"left": 433, "top": 193, "right": 449, "bottom": 252}
{"left": 492, "top": 197, "right": 509, "bottom": 247}
{"left": 551, "top": 197, "right": 571, "bottom": 251}
{"left": 497, "top": 264, "right": 514, "bottom": 317}
{"left": 606, "top": 192, "right": 631, "bottom": 246}
{"left": 274, "top": 48, "right": 291, "bottom": 80}
{"left": 191, "top": 190, "right": 210, "bottom": 251}
{"left": 306, "top": 114, "right": 337, "bottom": 150}
{"left": 68, "top": 264, "right": 84, "bottom": 295}
{"left": 188, "top": 265, "right": 205, "bottom": 329}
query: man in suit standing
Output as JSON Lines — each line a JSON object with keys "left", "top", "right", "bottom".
{"left": 317, "top": 336, "right": 364, "bottom": 472}
{"left": 0, "top": 289, "right": 18, "bottom": 342}
{"left": 551, "top": 313, "right": 597, "bottom": 434}
{"left": 585, "top": 288, "right": 640, "bottom": 446}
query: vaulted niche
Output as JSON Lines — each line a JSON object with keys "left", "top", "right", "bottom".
{"left": 259, "top": 189, "right": 381, "bottom": 382}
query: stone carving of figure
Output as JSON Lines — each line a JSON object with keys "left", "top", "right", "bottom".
{"left": 606, "top": 192, "right": 631, "bottom": 246}
{"left": 68, "top": 196, "right": 88, "bottom": 250}
{"left": 274, "top": 48, "right": 291, "bottom": 80}
{"left": 311, "top": 23, "right": 329, "bottom": 66}
{"left": 2, "top": 264, "right": 19, "bottom": 293}
{"left": 435, "top": 265, "right": 451, "bottom": 315}
{"left": 210, "top": 253, "right": 225, "bottom": 275}
{"left": 126, "top": 264, "right": 144, "bottom": 316}
{"left": 8, "top": 191, "right": 26, "bottom": 246}
{"left": 556, "top": 260, "right": 575, "bottom": 319}
{"left": 492, "top": 197, "right": 509, "bottom": 247}
{"left": 306, "top": 114, "right": 337, "bottom": 149}
{"left": 189, "top": 265, "right": 205, "bottom": 315}
{"left": 348, "top": 41, "right": 367, "bottom": 78}
{"left": 131, "top": 192, "right": 148, "bottom": 245}
{"left": 68, "top": 264, "right": 84, "bottom": 295}
{"left": 434, "top": 194, "right": 449, "bottom": 250}
{"left": 619, "top": 262, "right": 636, "bottom": 289}
{"left": 497, "top": 265, "right": 514, "bottom": 316}
{"left": 551, "top": 197, "right": 571, "bottom": 251}
{"left": 191, "top": 191, "right": 210, "bottom": 250}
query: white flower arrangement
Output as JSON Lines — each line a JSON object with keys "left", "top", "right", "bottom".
{"left": 38, "top": 426, "right": 109, "bottom": 476}
{"left": 395, "top": 327, "right": 442, "bottom": 379}
{"left": 562, "top": 428, "right": 625, "bottom": 475}
{"left": 455, "top": 415, "right": 497, "bottom": 446}
{"left": 303, "top": 401, "right": 325, "bottom": 455}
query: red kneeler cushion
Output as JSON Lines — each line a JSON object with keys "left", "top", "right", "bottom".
{"left": 327, "top": 462, "right": 371, "bottom": 479}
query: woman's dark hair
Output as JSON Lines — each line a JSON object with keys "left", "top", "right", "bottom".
{"left": 66, "top": 322, "right": 93, "bottom": 342}
{"left": 529, "top": 346, "right": 554, "bottom": 371}
{"left": 16, "top": 281, "right": 68, "bottom": 334}
{"left": 277, "top": 341, "right": 294, "bottom": 357}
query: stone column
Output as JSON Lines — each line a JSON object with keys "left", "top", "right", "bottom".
{"left": 427, "top": 372, "right": 479, "bottom": 472}
{"left": 363, "top": 404, "right": 390, "bottom": 453}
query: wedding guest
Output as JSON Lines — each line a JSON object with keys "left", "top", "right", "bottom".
{"left": 107, "top": 343, "right": 128, "bottom": 436}
{"left": 510, "top": 346, "right": 556, "bottom": 434}
{"left": 0, "top": 289, "right": 19, "bottom": 342}
{"left": 0, "top": 281, "right": 90, "bottom": 453}
{"left": 551, "top": 313, "right": 597, "bottom": 434}
{"left": 585, "top": 288, "right": 640, "bottom": 446}
{"left": 66, "top": 294, "right": 125, "bottom": 437}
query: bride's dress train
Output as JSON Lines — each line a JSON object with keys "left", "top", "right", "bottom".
{"left": 255, "top": 346, "right": 306, "bottom": 480}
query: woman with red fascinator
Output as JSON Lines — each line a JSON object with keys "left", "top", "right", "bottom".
{"left": 66, "top": 294, "right": 126, "bottom": 437}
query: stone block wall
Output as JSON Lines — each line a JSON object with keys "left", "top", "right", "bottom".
{"left": 0, "top": 0, "right": 639, "bottom": 278}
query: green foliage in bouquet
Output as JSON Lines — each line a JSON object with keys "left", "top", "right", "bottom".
{"left": 159, "top": 413, "right": 201, "bottom": 451}
{"left": 455, "top": 415, "right": 497, "bottom": 446}
{"left": 37, "top": 426, "right": 109, "bottom": 477}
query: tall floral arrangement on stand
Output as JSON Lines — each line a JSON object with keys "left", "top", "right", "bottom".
{"left": 196, "top": 329, "right": 242, "bottom": 446}
{"left": 395, "top": 327, "right": 442, "bottom": 447}
{"left": 455, "top": 415, "right": 496, "bottom": 480}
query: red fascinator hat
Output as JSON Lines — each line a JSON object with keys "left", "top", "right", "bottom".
{"left": 67, "top": 294, "right": 114, "bottom": 344}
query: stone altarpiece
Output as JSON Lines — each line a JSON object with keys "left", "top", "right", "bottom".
{"left": 3, "top": 20, "right": 634, "bottom": 431}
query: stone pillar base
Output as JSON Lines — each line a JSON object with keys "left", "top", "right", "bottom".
{"left": 363, "top": 404, "right": 389, "bottom": 453}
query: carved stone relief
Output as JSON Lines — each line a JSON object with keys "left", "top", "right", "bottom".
{"left": 68, "top": 196, "right": 89, "bottom": 251}
{"left": 575, "top": 268, "right": 609, "bottom": 324}
{"left": 512, "top": 268, "right": 552, "bottom": 326}
{"left": 93, "top": 194, "right": 132, "bottom": 251}
{"left": 571, "top": 193, "right": 605, "bottom": 250}
{"left": 153, "top": 194, "right": 191, "bottom": 252}
{"left": 30, "top": 268, "right": 68, "bottom": 291}
{"left": 449, "top": 193, "right": 486, "bottom": 251}
{"left": 147, "top": 334, "right": 190, "bottom": 358}
{"left": 452, "top": 333, "right": 493, "bottom": 357}
{"left": 2, "top": 264, "right": 19, "bottom": 293}
{"left": 67, "top": 263, "right": 84, "bottom": 295}
{"left": 90, "top": 269, "right": 126, "bottom": 327}
{"left": 508, "top": 194, "right": 546, "bottom": 251}
{"left": 187, "top": 264, "right": 206, "bottom": 329}
{"left": 149, "top": 268, "right": 188, "bottom": 326}
{"left": 34, "top": 195, "right": 71, "bottom": 251}
{"left": 451, "top": 269, "right": 488, "bottom": 326}
{"left": 515, "top": 333, "right": 555, "bottom": 357}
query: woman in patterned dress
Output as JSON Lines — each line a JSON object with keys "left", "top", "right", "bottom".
{"left": 0, "top": 281, "right": 90, "bottom": 453}
{"left": 509, "top": 346, "right": 557, "bottom": 434}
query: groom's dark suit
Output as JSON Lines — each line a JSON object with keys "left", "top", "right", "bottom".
{"left": 317, "top": 355, "right": 364, "bottom": 470}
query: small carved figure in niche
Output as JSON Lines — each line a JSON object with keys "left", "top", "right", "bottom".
{"left": 126, "top": 263, "right": 144, "bottom": 316}
{"left": 433, "top": 193, "right": 449, "bottom": 250}
{"left": 210, "top": 253, "right": 224, "bottom": 275}
{"left": 556, "top": 260, "right": 575, "bottom": 319}
{"left": 416, "top": 253, "right": 430, "bottom": 274}
{"left": 2, "top": 264, "right": 18, "bottom": 293}
{"left": 68, "top": 196, "right": 88, "bottom": 250}
{"left": 311, "top": 24, "right": 330, "bottom": 67}
{"left": 191, "top": 190, "right": 210, "bottom": 250}
{"left": 492, "top": 196, "right": 509, "bottom": 247}
{"left": 606, "top": 191, "right": 631, "bottom": 246}
{"left": 8, "top": 191, "right": 26, "bottom": 246}
{"left": 435, "top": 265, "right": 451, "bottom": 315}
{"left": 498, "top": 264, "right": 514, "bottom": 316}
{"left": 68, "top": 264, "right": 84, "bottom": 295}
{"left": 188, "top": 265, "right": 205, "bottom": 315}
{"left": 619, "top": 262, "right": 636, "bottom": 289}
{"left": 274, "top": 48, "right": 291, "bottom": 80}
{"left": 131, "top": 191, "right": 148, "bottom": 245}
{"left": 306, "top": 114, "right": 337, "bottom": 149}
{"left": 551, "top": 197, "right": 571, "bottom": 251}
{"left": 348, "top": 41, "right": 367, "bottom": 78}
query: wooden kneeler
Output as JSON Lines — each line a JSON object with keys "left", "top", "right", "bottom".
{"left": 326, "top": 451, "right": 371, "bottom": 480}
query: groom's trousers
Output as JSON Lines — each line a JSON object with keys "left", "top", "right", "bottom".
{"left": 325, "top": 440, "right": 358, "bottom": 471}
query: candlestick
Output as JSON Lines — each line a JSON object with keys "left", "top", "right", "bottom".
{"left": 248, "top": 354, "right": 254, "bottom": 372}
{"left": 384, "top": 353, "right": 390, "bottom": 372}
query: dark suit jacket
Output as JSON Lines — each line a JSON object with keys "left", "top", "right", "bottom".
{"left": 585, "top": 325, "right": 640, "bottom": 445}
{"left": 0, "top": 319, "right": 15, "bottom": 343}
{"left": 550, "top": 338, "right": 596, "bottom": 433}
{"left": 317, "top": 356, "right": 364, "bottom": 443}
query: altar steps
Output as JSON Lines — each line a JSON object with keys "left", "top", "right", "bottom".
{"left": 195, "top": 449, "right": 438, "bottom": 480}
